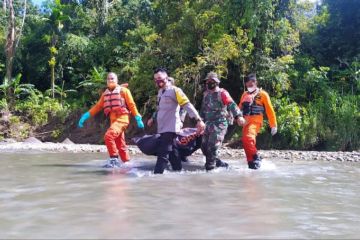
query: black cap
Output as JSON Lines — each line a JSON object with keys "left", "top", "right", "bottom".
{"left": 245, "top": 73, "right": 257, "bottom": 83}
{"left": 154, "top": 67, "right": 168, "bottom": 74}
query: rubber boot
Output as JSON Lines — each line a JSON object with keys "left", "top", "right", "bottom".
{"left": 103, "top": 157, "right": 122, "bottom": 168}
{"left": 180, "top": 155, "right": 189, "bottom": 162}
{"left": 205, "top": 157, "right": 216, "bottom": 171}
{"left": 216, "top": 159, "right": 229, "bottom": 168}
{"left": 248, "top": 154, "right": 262, "bottom": 170}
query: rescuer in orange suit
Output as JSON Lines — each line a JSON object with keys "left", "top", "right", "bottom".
{"left": 78, "top": 72, "right": 144, "bottom": 168}
{"left": 238, "top": 73, "right": 277, "bottom": 170}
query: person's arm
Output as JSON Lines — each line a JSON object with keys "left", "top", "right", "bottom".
{"left": 179, "top": 108, "right": 187, "bottom": 122}
{"left": 262, "top": 91, "right": 277, "bottom": 128}
{"left": 123, "top": 88, "right": 144, "bottom": 129}
{"left": 88, "top": 94, "right": 105, "bottom": 117}
{"left": 78, "top": 93, "right": 104, "bottom": 128}
{"left": 221, "top": 90, "right": 243, "bottom": 118}
{"left": 174, "top": 87, "right": 201, "bottom": 121}
{"left": 151, "top": 111, "right": 157, "bottom": 120}
{"left": 238, "top": 92, "right": 246, "bottom": 110}
{"left": 122, "top": 88, "right": 140, "bottom": 117}
{"left": 199, "top": 96, "right": 205, "bottom": 121}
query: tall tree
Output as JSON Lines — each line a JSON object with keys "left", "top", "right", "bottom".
{"left": 4, "top": 0, "right": 15, "bottom": 82}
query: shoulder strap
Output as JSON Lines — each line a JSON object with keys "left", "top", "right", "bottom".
{"left": 115, "top": 86, "right": 122, "bottom": 93}
{"left": 104, "top": 88, "right": 111, "bottom": 95}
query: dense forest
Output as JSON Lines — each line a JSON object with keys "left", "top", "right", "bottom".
{"left": 0, "top": 0, "right": 359, "bottom": 151}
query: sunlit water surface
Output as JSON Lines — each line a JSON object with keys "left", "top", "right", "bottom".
{"left": 0, "top": 151, "right": 359, "bottom": 239}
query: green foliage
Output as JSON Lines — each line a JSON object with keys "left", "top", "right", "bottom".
{"left": 15, "top": 90, "right": 69, "bottom": 126}
{"left": 274, "top": 98, "right": 317, "bottom": 149}
{"left": 51, "top": 128, "right": 62, "bottom": 138}
{"left": 77, "top": 66, "right": 107, "bottom": 106}
{"left": 8, "top": 116, "right": 31, "bottom": 140}
{"left": 0, "top": 74, "right": 35, "bottom": 99}
{"left": 0, "top": 0, "right": 359, "bottom": 150}
{"left": 309, "top": 94, "right": 360, "bottom": 151}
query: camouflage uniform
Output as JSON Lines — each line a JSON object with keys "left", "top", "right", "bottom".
{"left": 200, "top": 88, "right": 242, "bottom": 170}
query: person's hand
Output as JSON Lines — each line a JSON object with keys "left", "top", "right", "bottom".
{"left": 147, "top": 118, "right": 154, "bottom": 127}
{"left": 78, "top": 112, "right": 90, "bottom": 128}
{"left": 196, "top": 120, "right": 205, "bottom": 134}
{"left": 135, "top": 115, "right": 145, "bottom": 129}
{"left": 236, "top": 117, "right": 246, "bottom": 126}
{"left": 271, "top": 127, "right": 278, "bottom": 136}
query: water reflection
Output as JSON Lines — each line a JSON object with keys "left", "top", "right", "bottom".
{"left": 0, "top": 152, "right": 359, "bottom": 239}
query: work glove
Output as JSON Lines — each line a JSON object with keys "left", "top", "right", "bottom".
{"left": 78, "top": 112, "right": 90, "bottom": 128}
{"left": 271, "top": 127, "right": 278, "bottom": 136}
{"left": 135, "top": 115, "right": 145, "bottom": 129}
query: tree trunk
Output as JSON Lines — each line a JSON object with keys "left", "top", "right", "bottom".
{"left": 2, "top": 0, "right": 6, "bottom": 12}
{"left": 15, "top": 0, "right": 27, "bottom": 49}
{"left": 4, "top": 0, "right": 15, "bottom": 110}
{"left": 5, "top": 0, "right": 15, "bottom": 82}
{"left": 51, "top": 64, "right": 55, "bottom": 98}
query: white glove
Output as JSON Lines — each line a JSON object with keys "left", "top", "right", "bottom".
{"left": 271, "top": 127, "right": 277, "bottom": 136}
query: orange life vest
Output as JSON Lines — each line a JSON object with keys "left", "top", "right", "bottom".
{"left": 103, "top": 86, "right": 129, "bottom": 116}
{"left": 240, "top": 88, "right": 265, "bottom": 116}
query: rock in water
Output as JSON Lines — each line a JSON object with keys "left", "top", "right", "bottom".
{"left": 62, "top": 138, "right": 75, "bottom": 144}
{"left": 23, "top": 137, "right": 42, "bottom": 144}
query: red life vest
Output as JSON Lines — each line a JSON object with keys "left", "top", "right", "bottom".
{"left": 103, "top": 86, "right": 129, "bottom": 116}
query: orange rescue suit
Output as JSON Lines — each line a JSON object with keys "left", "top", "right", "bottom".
{"left": 89, "top": 84, "right": 140, "bottom": 161}
{"left": 238, "top": 89, "right": 277, "bottom": 161}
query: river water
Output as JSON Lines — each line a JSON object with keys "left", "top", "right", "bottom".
{"left": 0, "top": 151, "right": 359, "bottom": 239}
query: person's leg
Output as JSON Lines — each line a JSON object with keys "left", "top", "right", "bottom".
{"left": 202, "top": 122, "right": 227, "bottom": 171}
{"left": 242, "top": 122, "right": 261, "bottom": 169}
{"left": 104, "top": 121, "right": 128, "bottom": 158}
{"left": 115, "top": 131, "right": 130, "bottom": 162}
{"left": 169, "top": 146, "right": 182, "bottom": 171}
{"left": 154, "top": 132, "right": 176, "bottom": 174}
{"left": 211, "top": 122, "right": 228, "bottom": 169}
{"left": 179, "top": 155, "right": 189, "bottom": 162}
{"left": 201, "top": 124, "right": 212, "bottom": 170}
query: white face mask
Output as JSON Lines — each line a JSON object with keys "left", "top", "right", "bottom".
{"left": 247, "top": 87, "right": 256, "bottom": 92}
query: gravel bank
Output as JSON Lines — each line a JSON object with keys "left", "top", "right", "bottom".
{"left": 0, "top": 138, "right": 359, "bottom": 163}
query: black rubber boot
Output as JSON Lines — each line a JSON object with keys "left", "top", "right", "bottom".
{"left": 180, "top": 155, "right": 189, "bottom": 162}
{"left": 205, "top": 164, "right": 215, "bottom": 171}
{"left": 216, "top": 159, "right": 229, "bottom": 168}
{"left": 169, "top": 151, "right": 182, "bottom": 171}
{"left": 205, "top": 156, "right": 216, "bottom": 171}
{"left": 248, "top": 154, "right": 262, "bottom": 170}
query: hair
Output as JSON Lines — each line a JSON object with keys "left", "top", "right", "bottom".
{"left": 153, "top": 67, "right": 168, "bottom": 75}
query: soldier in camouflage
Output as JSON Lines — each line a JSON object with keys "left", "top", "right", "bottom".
{"left": 200, "top": 72, "right": 246, "bottom": 171}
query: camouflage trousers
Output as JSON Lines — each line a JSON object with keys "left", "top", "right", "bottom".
{"left": 201, "top": 121, "right": 228, "bottom": 169}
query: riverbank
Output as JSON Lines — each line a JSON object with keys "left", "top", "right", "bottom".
{"left": 1, "top": 137, "right": 359, "bottom": 163}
